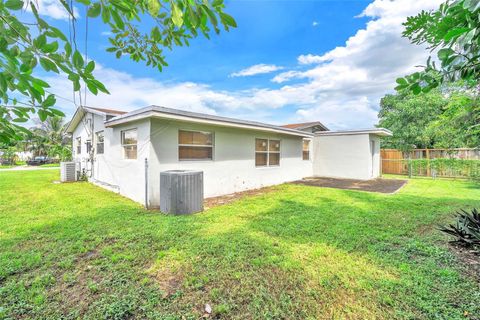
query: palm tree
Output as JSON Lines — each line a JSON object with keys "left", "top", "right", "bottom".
{"left": 28, "top": 117, "right": 72, "bottom": 159}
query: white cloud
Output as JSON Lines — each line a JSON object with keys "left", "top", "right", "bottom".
{"left": 27, "top": 0, "right": 79, "bottom": 20}
{"left": 47, "top": 0, "right": 443, "bottom": 130}
{"left": 230, "top": 64, "right": 283, "bottom": 77}
{"left": 312, "top": 21, "right": 319, "bottom": 27}
{"left": 101, "top": 31, "right": 112, "bottom": 36}
{"left": 298, "top": 54, "right": 328, "bottom": 65}
{"left": 271, "top": 71, "right": 303, "bottom": 83}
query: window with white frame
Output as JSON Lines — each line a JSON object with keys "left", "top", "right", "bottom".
{"left": 96, "top": 131, "right": 104, "bottom": 154}
{"left": 121, "top": 129, "right": 137, "bottom": 159}
{"left": 255, "top": 138, "right": 280, "bottom": 167}
{"left": 178, "top": 130, "right": 213, "bottom": 160}
{"left": 76, "top": 137, "right": 81, "bottom": 154}
{"left": 303, "top": 139, "right": 310, "bottom": 160}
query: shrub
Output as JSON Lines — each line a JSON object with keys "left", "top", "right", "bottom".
{"left": 440, "top": 208, "right": 480, "bottom": 250}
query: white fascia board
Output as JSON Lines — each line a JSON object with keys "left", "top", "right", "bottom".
{"left": 105, "top": 110, "right": 314, "bottom": 138}
{"left": 315, "top": 128, "right": 392, "bottom": 137}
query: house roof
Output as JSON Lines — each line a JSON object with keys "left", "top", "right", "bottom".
{"left": 87, "top": 107, "right": 127, "bottom": 115}
{"left": 281, "top": 121, "right": 329, "bottom": 131}
{"left": 65, "top": 106, "right": 126, "bottom": 133}
{"left": 105, "top": 105, "right": 314, "bottom": 137}
{"left": 315, "top": 128, "right": 392, "bottom": 137}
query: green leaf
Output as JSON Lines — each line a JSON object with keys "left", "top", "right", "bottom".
{"left": 86, "top": 81, "right": 98, "bottom": 95}
{"left": 444, "top": 27, "right": 470, "bottom": 42}
{"left": 91, "top": 79, "right": 109, "bottom": 94}
{"left": 111, "top": 10, "right": 125, "bottom": 30}
{"left": 147, "top": 0, "right": 161, "bottom": 16}
{"left": 171, "top": 2, "right": 183, "bottom": 27}
{"left": 438, "top": 48, "right": 455, "bottom": 61}
{"left": 38, "top": 109, "right": 48, "bottom": 121}
{"left": 42, "top": 94, "right": 56, "bottom": 107}
{"left": 220, "top": 12, "right": 236, "bottom": 28}
{"left": 85, "top": 60, "right": 95, "bottom": 73}
{"left": 50, "top": 108, "right": 65, "bottom": 116}
{"left": 73, "top": 50, "right": 84, "bottom": 69}
{"left": 42, "top": 41, "right": 59, "bottom": 53}
{"left": 39, "top": 57, "right": 59, "bottom": 73}
{"left": 411, "top": 83, "right": 421, "bottom": 95}
{"left": 101, "top": 6, "right": 110, "bottom": 23}
{"left": 87, "top": 2, "right": 101, "bottom": 17}
{"left": 4, "top": 0, "right": 24, "bottom": 10}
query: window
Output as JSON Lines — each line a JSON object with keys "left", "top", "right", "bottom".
{"left": 303, "top": 139, "right": 310, "bottom": 160}
{"left": 76, "top": 137, "right": 81, "bottom": 154}
{"left": 255, "top": 138, "right": 280, "bottom": 167}
{"left": 178, "top": 130, "right": 213, "bottom": 160}
{"left": 96, "top": 131, "right": 104, "bottom": 154}
{"left": 86, "top": 140, "right": 92, "bottom": 154}
{"left": 121, "top": 129, "right": 137, "bottom": 159}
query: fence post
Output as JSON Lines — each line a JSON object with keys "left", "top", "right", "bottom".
{"left": 426, "top": 149, "right": 430, "bottom": 177}
{"left": 408, "top": 154, "right": 412, "bottom": 178}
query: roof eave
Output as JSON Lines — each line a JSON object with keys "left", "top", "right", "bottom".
{"left": 315, "top": 128, "right": 392, "bottom": 137}
{"left": 105, "top": 108, "right": 314, "bottom": 138}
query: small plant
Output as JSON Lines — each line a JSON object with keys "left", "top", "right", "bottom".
{"left": 440, "top": 208, "right": 480, "bottom": 250}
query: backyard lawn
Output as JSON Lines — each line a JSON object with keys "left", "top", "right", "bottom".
{"left": 0, "top": 170, "right": 479, "bottom": 319}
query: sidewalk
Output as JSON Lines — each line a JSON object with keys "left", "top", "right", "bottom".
{"left": 0, "top": 165, "right": 60, "bottom": 172}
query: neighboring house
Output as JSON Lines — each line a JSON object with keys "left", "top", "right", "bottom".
{"left": 66, "top": 106, "right": 391, "bottom": 208}
{"left": 281, "top": 121, "right": 329, "bottom": 133}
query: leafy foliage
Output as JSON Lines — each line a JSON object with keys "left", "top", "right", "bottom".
{"left": 440, "top": 208, "right": 480, "bottom": 249}
{"left": 397, "top": 0, "right": 480, "bottom": 93}
{"left": 378, "top": 88, "right": 447, "bottom": 150}
{"left": 1, "top": 116, "right": 72, "bottom": 161}
{"left": 378, "top": 85, "right": 480, "bottom": 150}
{"left": 407, "top": 158, "right": 480, "bottom": 180}
{"left": 0, "top": 0, "right": 236, "bottom": 143}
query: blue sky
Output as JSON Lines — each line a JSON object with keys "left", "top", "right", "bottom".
{"left": 30, "top": 0, "right": 442, "bottom": 129}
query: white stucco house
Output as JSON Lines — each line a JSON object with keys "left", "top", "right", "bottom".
{"left": 66, "top": 106, "right": 392, "bottom": 208}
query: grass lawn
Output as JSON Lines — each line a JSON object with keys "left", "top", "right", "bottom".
{"left": 0, "top": 171, "right": 479, "bottom": 319}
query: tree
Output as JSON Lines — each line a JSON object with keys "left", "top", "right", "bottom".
{"left": 426, "top": 90, "right": 480, "bottom": 148}
{"left": 0, "top": 0, "right": 236, "bottom": 143}
{"left": 378, "top": 89, "right": 446, "bottom": 151}
{"left": 27, "top": 116, "right": 71, "bottom": 159}
{"left": 378, "top": 84, "right": 480, "bottom": 150}
{"left": 396, "top": 0, "right": 480, "bottom": 94}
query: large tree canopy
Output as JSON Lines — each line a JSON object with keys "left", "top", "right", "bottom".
{"left": 396, "top": 0, "right": 480, "bottom": 94}
{"left": 0, "top": 0, "right": 236, "bottom": 143}
{"left": 378, "top": 85, "right": 480, "bottom": 151}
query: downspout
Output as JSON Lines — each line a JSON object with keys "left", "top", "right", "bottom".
{"left": 145, "top": 157, "right": 149, "bottom": 209}
{"left": 90, "top": 113, "right": 94, "bottom": 178}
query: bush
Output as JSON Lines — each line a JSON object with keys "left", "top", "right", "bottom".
{"left": 440, "top": 208, "right": 480, "bottom": 250}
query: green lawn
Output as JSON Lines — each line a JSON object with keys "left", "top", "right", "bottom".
{"left": 0, "top": 171, "right": 479, "bottom": 319}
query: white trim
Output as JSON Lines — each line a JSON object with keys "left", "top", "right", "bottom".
{"left": 315, "top": 128, "right": 392, "bottom": 137}
{"left": 105, "top": 108, "right": 313, "bottom": 138}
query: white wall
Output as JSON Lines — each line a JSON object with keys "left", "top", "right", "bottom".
{"left": 72, "top": 112, "right": 150, "bottom": 205}
{"left": 147, "top": 119, "right": 312, "bottom": 208}
{"left": 72, "top": 111, "right": 384, "bottom": 208}
{"left": 312, "top": 133, "right": 381, "bottom": 180}
{"left": 369, "top": 134, "right": 381, "bottom": 179}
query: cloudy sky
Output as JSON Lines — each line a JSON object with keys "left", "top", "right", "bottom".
{"left": 32, "top": 0, "right": 442, "bottom": 129}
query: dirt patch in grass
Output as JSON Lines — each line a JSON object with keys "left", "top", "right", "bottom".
{"left": 204, "top": 186, "right": 277, "bottom": 209}
{"left": 449, "top": 244, "right": 480, "bottom": 282}
{"left": 293, "top": 177, "right": 407, "bottom": 194}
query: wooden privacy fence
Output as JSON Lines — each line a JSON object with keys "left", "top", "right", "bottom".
{"left": 381, "top": 148, "right": 480, "bottom": 179}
